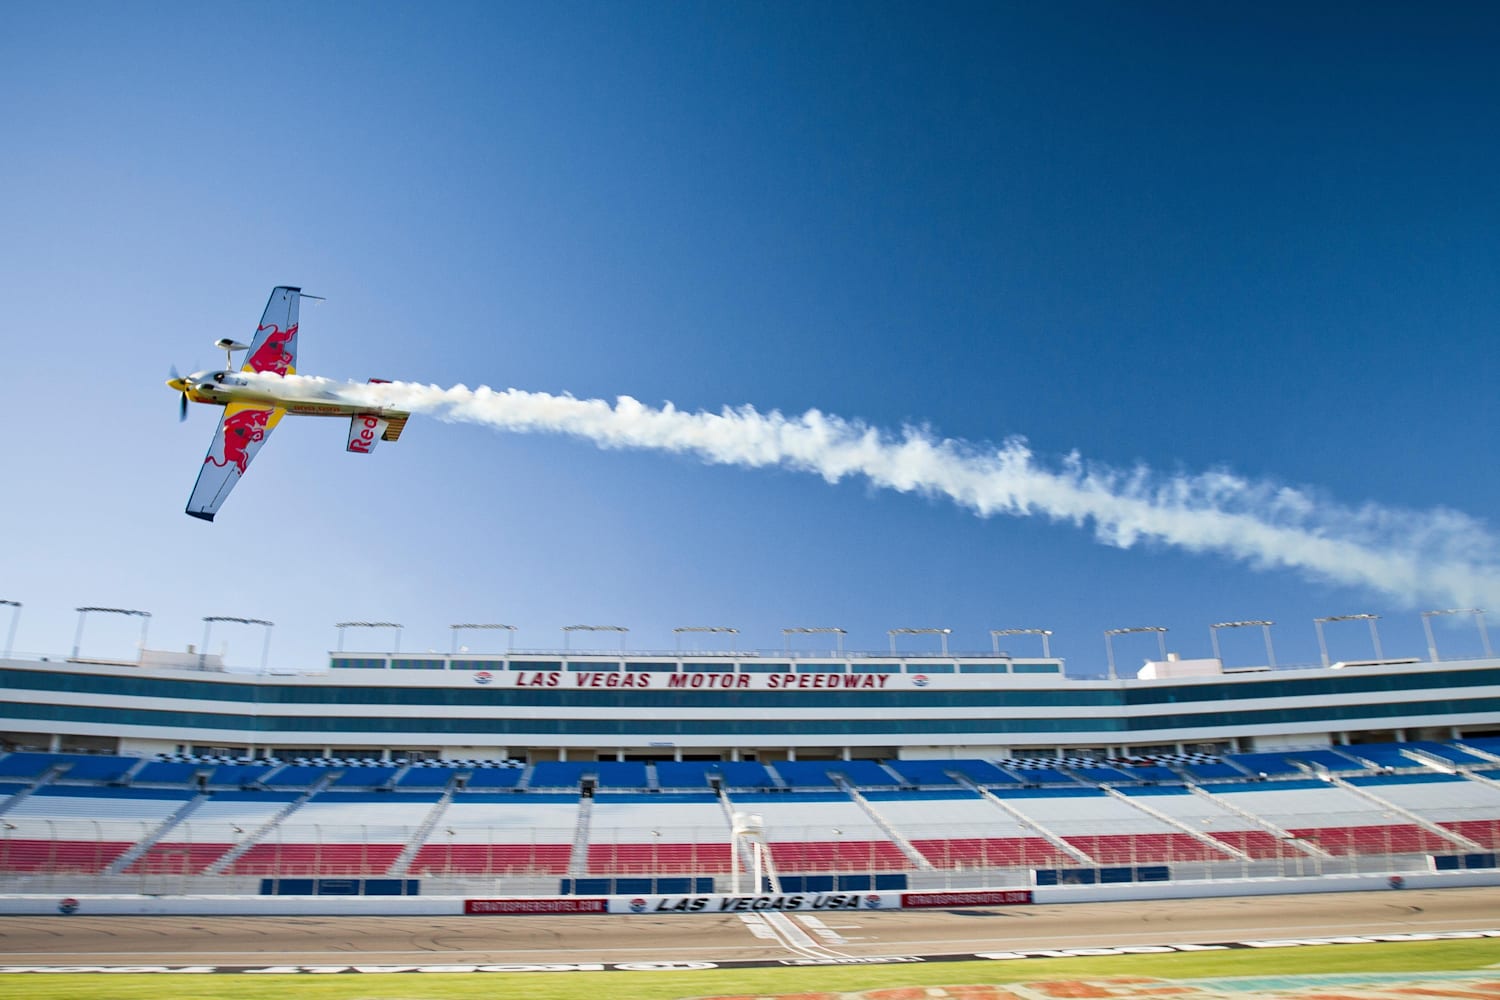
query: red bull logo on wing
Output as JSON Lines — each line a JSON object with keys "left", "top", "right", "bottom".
{"left": 247, "top": 322, "right": 297, "bottom": 375}
{"left": 206, "top": 408, "right": 271, "bottom": 474}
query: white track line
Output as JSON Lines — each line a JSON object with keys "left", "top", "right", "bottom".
{"left": 737, "top": 911, "right": 852, "bottom": 960}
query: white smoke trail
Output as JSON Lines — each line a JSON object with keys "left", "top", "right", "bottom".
{"left": 277, "top": 374, "right": 1500, "bottom": 610}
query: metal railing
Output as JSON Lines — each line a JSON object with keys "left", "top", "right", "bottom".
{"left": 3, "top": 814, "right": 1494, "bottom": 894}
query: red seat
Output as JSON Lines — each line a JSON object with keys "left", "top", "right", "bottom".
{"left": 1286, "top": 824, "right": 1455, "bottom": 856}
{"left": 767, "top": 840, "right": 909, "bottom": 873}
{"left": 226, "top": 843, "right": 403, "bottom": 876}
{"left": 1204, "top": 829, "right": 1294, "bottom": 859}
{"left": 0, "top": 839, "right": 131, "bottom": 873}
{"left": 909, "top": 836, "right": 1070, "bottom": 869}
{"left": 1443, "top": 819, "right": 1500, "bottom": 849}
{"left": 1062, "top": 832, "right": 1236, "bottom": 864}
{"left": 409, "top": 843, "right": 571, "bottom": 875}
{"left": 125, "top": 843, "right": 232, "bottom": 874}
{"left": 586, "top": 842, "right": 732, "bottom": 874}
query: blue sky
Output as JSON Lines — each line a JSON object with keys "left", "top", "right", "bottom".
{"left": 2, "top": 2, "right": 1497, "bottom": 674}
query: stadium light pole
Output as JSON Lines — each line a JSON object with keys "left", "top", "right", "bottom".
{"left": 672, "top": 626, "right": 738, "bottom": 653}
{"left": 72, "top": 607, "right": 151, "bottom": 661}
{"left": 0, "top": 600, "right": 19, "bottom": 659}
{"left": 1209, "top": 620, "right": 1276, "bottom": 668}
{"left": 1420, "top": 609, "right": 1491, "bottom": 663}
{"left": 562, "top": 624, "right": 629, "bottom": 652}
{"left": 202, "top": 616, "right": 275, "bottom": 673}
{"left": 1103, "top": 626, "right": 1167, "bottom": 681}
{"left": 450, "top": 623, "right": 517, "bottom": 655}
{"left": 990, "top": 628, "right": 1053, "bottom": 658}
{"left": 335, "top": 621, "right": 403, "bottom": 653}
{"left": 1313, "top": 614, "right": 1381, "bottom": 668}
{"left": 781, "top": 627, "right": 846, "bottom": 657}
{"left": 888, "top": 627, "right": 951, "bottom": 656}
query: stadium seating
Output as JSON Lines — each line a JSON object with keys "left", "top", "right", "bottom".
{"left": 653, "top": 761, "right": 718, "bottom": 790}
{"left": 2, "top": 786, "right": 195, "bottom": 873}
{"left": 729, "top": 791, "right": 908, "bottom": 872}
{"left": 862, "top": 789, "right": 1071, "bottom": 868}
{"left": 408, "top": 792, "right": 577, "bottom": 875}
{"left": 5, "top": 742, "right": 1500, "bottom": 882}
{"left": 225, "top": 792, "right": 441, "bottom": 876}
{"left": 1116, "top": 785, "right": 1297, "bottom": 859}
{"left": 131, "top": 761, "right": 204, "bottom": 785}
{"left": 586, "top": 793, "right": 731, "bottom": 874}
{"left": 127, "top": 790, "right": 302, "bottom": 874}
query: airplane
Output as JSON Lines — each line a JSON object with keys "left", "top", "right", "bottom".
{"left": 167, "top": 286, "right": 410, "bottom": 521}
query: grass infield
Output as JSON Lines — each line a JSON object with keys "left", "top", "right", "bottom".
{"left": 1, "top": 938, "right": 1497, "bottom": 1000}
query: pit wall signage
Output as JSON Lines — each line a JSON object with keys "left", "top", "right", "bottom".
{"left": 464, "top": 890, "right": 1032, "bottom": 915}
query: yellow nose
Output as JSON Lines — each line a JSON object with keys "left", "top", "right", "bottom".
{"left": 167, "top": 377, "right": 188, "bottom": 392}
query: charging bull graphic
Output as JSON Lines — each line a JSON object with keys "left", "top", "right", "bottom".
{"left": 246, "top": 322, "right": 297, "bottom": 375}
{"left": 205, "top": 407, "right": 272, "bottom": 475}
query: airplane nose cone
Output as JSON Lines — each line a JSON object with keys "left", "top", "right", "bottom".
{"left": 167, "top": 377, "right": 187, "bottom": 392}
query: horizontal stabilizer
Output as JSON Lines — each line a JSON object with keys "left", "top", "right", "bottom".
{"left": 382, "top": 414, "right": 409, "bottom": 441}
{"left": 364, "top": 379, "right": 409, "bottom": 442}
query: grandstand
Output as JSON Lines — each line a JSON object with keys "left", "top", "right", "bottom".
{"left": 3, "top": 622, "right": 1499, "bottom": 895}
{"left": 3, "top": 739, "right": 1498, "bottom": 895}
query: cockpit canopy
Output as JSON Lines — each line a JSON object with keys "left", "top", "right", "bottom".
{"left": 190, "top": 370, "right": 250, "bottom": 388}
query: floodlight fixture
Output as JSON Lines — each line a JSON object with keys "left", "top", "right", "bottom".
{"left": 1103, "top": 626, "right": 1168, "bottom": 680}
{"left": 990, "top": 628, "right": 1053, "bottom": 658}
{"left": 73, "top": 606, "right": 151, "bottom": 659}
{"left": 672, "top": 626, "right": 739, "bottom": 652}
{"left": 449, "top": 623, "right": 517, "bottom": 654}
{"left": 204, "top": 616, "right": 273, "bottom": 627}
{"left": 1209, "top": 619, "right": 1276, "bottom": 667}
{"left": 0, "top": 600, "right": 18, "bottom": 659}
{"left": 781, "top": 626, "right": 846, "bottom": 655}
{"left": 1420, "top": 608, "right": 1491, "bottom": 662}
{"left": 1313, "top": 613, "right": 1382, "bottom": 667}
{"left": 334, "top": 621, "right": 404, "bottom": 653}
{"left": 887, "top": 627, "right": 951, "bottom": 656}
{"left": 562, "top": 624, "right": 629, "bottom": 652}
{"left": 202, "top": 615, "right": 275, "bottom": 672}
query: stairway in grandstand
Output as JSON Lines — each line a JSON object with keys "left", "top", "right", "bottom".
{"left": 837, "top": 776, "right": 934, "bottom": 870}
{"left": 103, "top": 793, "right": 209, "bottom": 874}
{"left": 384, "top": 785, "right": 458, "bottom": 877}
{"left": 202, "top": 772, "right": 338, "bottom": 874}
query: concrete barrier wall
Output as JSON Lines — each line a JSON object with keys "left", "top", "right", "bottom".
{"left": 1029, "top": 869, "right": 1500, "bottom": 904}
{"left": 0, "top": 870, "right": 1496, "bottom": 917}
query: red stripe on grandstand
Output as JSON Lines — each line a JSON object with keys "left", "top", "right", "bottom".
{"left": 587, "top": 843, "right": 732, "bottom": 874}
{"left": 1062, "top": 833, "right": 1239, "bottom": 864}
{"left": 909, "top": 837, "right": 1072, "bottom": 868}
{"left": 410, "top": 844, "right": 571, "bottom": 875}
{"left": 227, "top": 844, "right": 405, "bottom": 876}
{"left": 0, "top": 839, "right": 132, "bottom": 873}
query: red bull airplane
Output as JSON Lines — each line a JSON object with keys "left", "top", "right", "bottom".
{"left": 167, "top": 286, "right": 410, "bottom": 521}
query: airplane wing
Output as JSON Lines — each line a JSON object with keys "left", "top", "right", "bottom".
{"left": 240, "top": 286, "right": 301, "bottom": 375}
{"left": 185, "top": 402, "right": 286, "bottom": 521}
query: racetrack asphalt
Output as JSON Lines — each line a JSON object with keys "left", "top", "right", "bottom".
{"left": 0, "top": 886, "right": 1495, "bottom": 968}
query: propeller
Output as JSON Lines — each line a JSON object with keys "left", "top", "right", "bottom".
{"left": 167, "top": 366, "right": 190, "bottom": 421}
